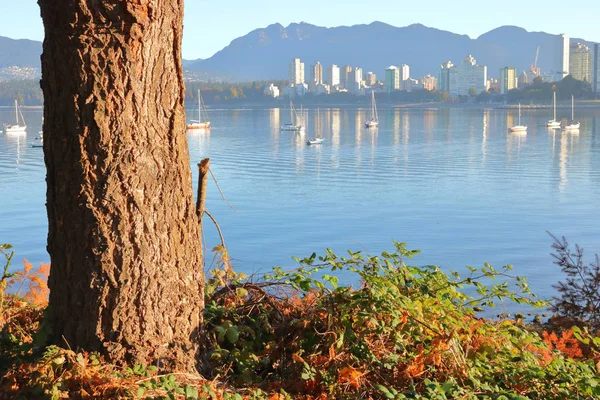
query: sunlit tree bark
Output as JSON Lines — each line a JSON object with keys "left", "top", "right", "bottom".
{"left": 38, "top": 0, "right": 204, "bottom": 370}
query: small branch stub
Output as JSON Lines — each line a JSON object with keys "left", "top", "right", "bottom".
{"left": 196, "top": 158, "right": 210, "bottom": 226}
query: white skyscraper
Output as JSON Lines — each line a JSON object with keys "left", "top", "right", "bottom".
{"left": 327, "top": 64, "right": 340, "bottom": 88}
{"left": 351, "top": 67, "right": 363, "bottom": 94}
{"left": 311, "top": 62, "right": 323, "bottom": 87}
{"left": 400, "top": 64, "right": 410, "bottom": 90}
{"left": 448, "top": 55, "right": 487, "bottom": 97}
{"left": 288, "top": 58, "right": 305, "bottom": 85}
{"left": 557, "top": 34, "right": 570, "bottom": 80}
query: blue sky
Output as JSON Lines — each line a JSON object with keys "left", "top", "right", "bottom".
{"left": 1, "top": 0, "right": 598, "bottom": 60}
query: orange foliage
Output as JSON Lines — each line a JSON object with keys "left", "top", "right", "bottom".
{"left": 338, "top": 366, "right": 365, "bottom": 389}
{"left": 542, "top": 329, "right": 584, "bottom": 358}
{"left": 8, "top": 260, "right": 50, "bottom": 306}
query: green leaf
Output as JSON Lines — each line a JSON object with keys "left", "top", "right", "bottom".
{"left": 225, "top": 327, "right": 240, "bottom": 344}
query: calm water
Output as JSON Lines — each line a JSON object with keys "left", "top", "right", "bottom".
{"left": 2, "top": 106, "right": 600, "bottom": 302}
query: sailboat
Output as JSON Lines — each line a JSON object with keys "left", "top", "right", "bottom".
{"left": 563, "top": 95, "right": 580, "bottom": 131}
{"left": 364, "top": 91, "right": 379, "bottom": 128}
{"left": 510, "top": 103, "right": 527, "bottom": 132}
{"left": 5, "top": 100, "right": 27, "bottom": 133}
{"left": 307, "top": 108, "right": 324, "bottom": 145}
{"left": 187, "top": 89, "right": 211, "bottom": 130}
{"left": 546, "top": 91, "right": 561, "bottom": 128}
{"left": 280, "top": 100, "right": 304, "bottom": 132}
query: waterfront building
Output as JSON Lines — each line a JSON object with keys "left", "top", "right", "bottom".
{"left": 327, "top": 64, "right": 340, "bottom": 88}
{"left": 350, "top": 67, "right": 363, "bottom": 95}
{"left": 421, "top": 74, "right": 437, "bottom": 91}
{"left": 385, "top": 66, "right": 400, "bottom": 93}
{"left": 263, "top": 83, "right": 280, "bottom": 98}
{"left": 499, "top": 67, "right": 517, "bottom": 94}
{"left": 594, "top": 44, "right": 600, "bottom": 93}
{"left": 487, "top": 78, "right": 500, "bottom": 93}
{"left": 288, "top": 58, "right": 305, "bottom": 85}
{"left": 365, "top": 72, "right": 377, "bottom": 87}
{"left": 399, "top": 64, "right": 410, "bottom": 90}
{"left": 310, "top": 62, "right": 323, "bottom": 88}
{"left": 551, "top": 34, "right": 570, "bottom": 81}
{"left": 438, "top": 61, "right": 454, "bottom": 93}
{"left": 341, "top": 65, "right": 353, "bottom": 90}
{"left": 406, "top": 78, "right": 423, "bottom": 92}
{"left": 448, "top": 55, "right": 487, "bottom": 97}
{"left": 570, "top": 43, "right": 592, "bottom": 82}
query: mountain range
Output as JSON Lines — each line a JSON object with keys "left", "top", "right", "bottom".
{"left": 1, "top": 22, "right": 597, "bottom": 82}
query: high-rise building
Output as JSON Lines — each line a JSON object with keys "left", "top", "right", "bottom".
{"left": 448, "top": 55, "right": 487, "bottom": 97}
{"left": 385, "top": 66, "right": 400, "bottom": 93}
{"left": 327, "top": 64, "right": 340, "bottom": 88}
{"left": 288, "top": 58, "right": 305, "bottom": 85}
{"left": 340, "top": 65, "right": 353, "bottom": 90}
{"left": 570, "top": 43, "right": 592, "bottom": 82}
{"left": 399, "top": 64, "right": 411, "bottom": 90}
{"left": 499, "top": 67, "right": 517, "bottom": 94}
{"left": 310, "top": 62, "right": 323, "bottom": 87}
{"left": 438, "top": 61, "right": 454, "bottom": 93}
{"left": 594, "top": 44, "right": 600, "bottom": 93}
{"left": 487, "top": 78, "right": 500, "bottom": 93}
{"left": 365, "top": 72, "right": 377, "bottom": 87}
{"left": 555, "top": 34, "right": 570, "bottom": 81}
{"left": 351, "top": 67, "right": 363, "bottom": 94}
{"left": 400, "top": 64, "right": 410, "bottom": 81}
{"left": 421, "top": 74, "right": 437, "bottom": 91}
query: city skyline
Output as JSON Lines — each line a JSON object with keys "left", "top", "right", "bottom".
{"left": 2, "top": 0, "right": 600, "bottom": 60}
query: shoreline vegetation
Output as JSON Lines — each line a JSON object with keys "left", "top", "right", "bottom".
{"left": 2, "top": 240, "right": 600, "bottom": 399}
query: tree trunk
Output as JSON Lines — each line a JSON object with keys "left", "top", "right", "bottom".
{"left": 38, "top": 0, "right": 204, "bottom": 371}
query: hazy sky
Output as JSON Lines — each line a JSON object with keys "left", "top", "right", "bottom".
{"left": 2, "top": 0, "right": 598, "bottom": 60}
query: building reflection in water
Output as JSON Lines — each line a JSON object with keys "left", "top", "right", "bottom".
{"left": 4, "top": 132, "right": 26, "bottom": 167}
{"left": 355, "top": 109, "right": 362, "bottom": 146}
{"left": 331, "top": 109, "right": 340, "bottom": 149}
{"left": 481, "top": 109, "right": 490, "bottom": 166}
{"left": 269, "top": 108, "right": 280, "bottom": 152}
{"left": 423, "top": 109, "right": 435, "bottom": 142}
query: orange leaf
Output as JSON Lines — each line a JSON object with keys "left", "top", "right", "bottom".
{"left": 292, "top": 353, "right": 305, "bottom": 364}
{"left": 328, "top": 344, "right": 336, "bottom": 361}
{"left": 338, "top": 366, "right": 364, "bottom": 389}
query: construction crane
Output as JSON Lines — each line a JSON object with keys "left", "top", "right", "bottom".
{"left": 530, "top": 45, "right": 541, "bottom": 77}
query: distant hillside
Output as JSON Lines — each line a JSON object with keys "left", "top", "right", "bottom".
{"left": 186, "top": 22, "right": 597, "bottom": 81}
{"left": 1, "top": 24, "right": 597, "bottom": 83}
{"left": 0, "top": 36, "right": 42, "bottom": 68}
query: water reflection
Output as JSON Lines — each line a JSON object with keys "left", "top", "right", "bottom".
{"left": 481, "top": 109, "right": 490, "bottom": 166}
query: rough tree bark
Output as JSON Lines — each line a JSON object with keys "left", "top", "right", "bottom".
{"left": 38, "top": 0, "right": 204, "bottom": 370}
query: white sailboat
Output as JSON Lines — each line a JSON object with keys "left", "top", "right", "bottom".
{"left": 563, "top": 95, "right": 580, "bottom": 131}
{"left": 5, "top": 100, "right": 27, "bottom": 133}
{"left": 307, "top": 108, "right": 324, "bottom": 145}
{"left": 364, "top": 91, "right": 379, "bottom": 128}
{"left": 281, "top": 100, "right": 304, "bottom": 132}
{"left": 546, "top": 91, "right": 561, "bottom": 128}
{"left": 187, "top": 89, "right": 211, "bottom": 130}
{"left": 510, "top": 103, "right": 527, "bottom": 133}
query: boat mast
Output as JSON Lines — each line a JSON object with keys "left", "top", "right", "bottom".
{"left": 373, "top": 92, "right": 378, "bottom": 122}
{"left": 553, "top": 91, "right": 556, "bottom": 121}
{"left": 571, "top": 95, "right": 574, "bottom": 121}
{"left": 198, "top": 89, "right": 202, "bottom": 124}
{"left": 15, "top": 100, "right": 18, "bottom": 125}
